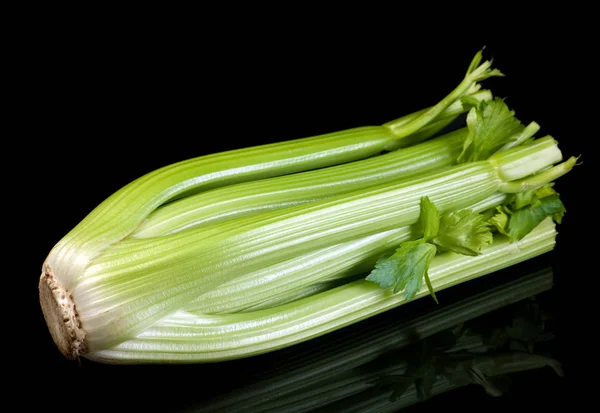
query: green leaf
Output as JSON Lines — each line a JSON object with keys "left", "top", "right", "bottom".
{"left": 552, "top": 207, "right": 565, "bottom": 225}
{"left": 513, "top": 189, "right": 538, "bottom": 210}
{"left": 431, "top": 209, "right": 493, "bottom": 256}
{"left": 365, "top": 258, "right": 400, "bottom": 290}
{"left": 508, "top": 195, "right": 566, "bottom": 242}
{"left": 489, "top": 185, "right": 562, "bottom": 240}
{"left": 489, "top": 206, "right": 510, "bottom": 236}
{"left": 458, "top": 98, "right": 525, "bottom": 163}
{"left": 466, "top": 48, "right": 484, "bottom": 74}
{"left": 513, "top": 184, "right": 558, "bottom": 210}
{"left": 460, "top": 94, "right": 486, "bottom": 110}
{"left": 366, "top": 240, "right": 437, "bottom": 300}
{"left": 535, "top": 184, "right": 558, "bottom": 199}
{"left": 420, "top": 196, "right": 440, "bottom": 242}
{"left": 423, "top": 271, "right": 439, "bottom": 304}
{"left": 457, "top": 108, "right": 478, "bottom": 163}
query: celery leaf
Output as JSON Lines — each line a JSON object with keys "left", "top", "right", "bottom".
{"left": 513, "top": 188, "right": 538, "bottom": 210}
{"left": 513, "top": 184, "right": 558, "bottom": 210}
{"left": 420, "top": 196, "right": 440, "bottom": 242}
{"left": 366, "top": 240, "right": 437, "bottom": 301}
{"left": 458, "top": 98, "right": 525, "bottom": 163}
{"left": 489, "top": 206, "right": 510, "bottom": 235}
{"left": 488, "top": 187, "right": 565, "bottom": 242}
{"left": 431, "top": 209, "right": 493, "bottom": 256}
{"left": 508, "top": 195, "right": 566, "bottom": 241}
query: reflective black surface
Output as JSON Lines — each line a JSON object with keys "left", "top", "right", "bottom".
{"left": 25, "top": 27, "right": 588, "bottom": 412}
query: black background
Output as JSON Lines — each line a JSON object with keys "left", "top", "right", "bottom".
{"left": 19, "top": 10, "right": 591, "bottom": 413}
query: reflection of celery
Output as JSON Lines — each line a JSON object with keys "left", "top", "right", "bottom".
{"left": 317, "top": 353, "right": 562, "bottom": 413}
{"left": 313, "top": 307, "right": 561, "bottom": 413}
{"left": 370, "top": 307, "right": 560, "bottom": 406}
{"left": 193, "top": 267, "right": 555, "bottom": 413}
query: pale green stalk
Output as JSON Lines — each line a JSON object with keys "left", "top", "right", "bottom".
{"left": 85, "top": 218, "right": 557, "bottom": 363}
{"left": 68, "top": 138, "right": 569, "bottom": 353}
{"left": 187, "top": 193, "right": 509, "bottom": 314}
{"left": 380, "top": 87, "right": 491, "bottom": 148}
{"left": 132, "top": 90, "right": 492, "bottom": 239}
{"left": 40, "top": 52, "right": 506, "bottom": 361}
{"left": 132, "top": 129, "right": 467, "bottom": 237}
{"left": 499, "top": 155, "right": 577, "bottom": 192}
{"left": 500, "top": 121, "right": 541, "bottom": 151}
{"left": 382, "top": 50, "right": 502, "bottom": 137}
{"left": 44, "top": 57, "right": 494, "bottom": 290}
{"left": 241, "top": 277, "right": 360, "bottom": 312}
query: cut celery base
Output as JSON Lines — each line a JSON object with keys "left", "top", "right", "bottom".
{"left": 38, "top": 268, "right": 87, "bottom": 359}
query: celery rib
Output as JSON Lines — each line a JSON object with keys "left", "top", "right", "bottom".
{"left": 85, "top": 219, "right": 556, "bottom": 363}
{"left": 39, "top": 50, "right": 574, "bottom": 366}
{"left": 132, "top": 129, "right": 466, "bottom": 238}
{"left": 74, "top": 163, "right": 499, "bottom": 350}
{"left": 48, "top": 127, "right": 398, "bottom": 287}
{"left": 73, "top": 140, "right": 563, "bottom": 351}
{"left": 186, "top": 193, "right": 508, "bottom": 315}
{"left": 46, "top": 54, "right": 495, "bottom": 291}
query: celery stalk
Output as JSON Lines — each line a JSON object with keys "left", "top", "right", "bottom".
{"left": 39, "top": 51, "right": 572, "bottom": 366}
{"left": 131, "top": 128, "right": 467, "bottom": 237}
{"left": 45, "top": 55, "right": 494, "bottom": 293}
{"left": 186, "top": 193, "right": 509, "bottom": 314}
{"left": 69, "top": 138, "right": 565, "bottom": 351}
{"left": 84, "top": 218, "right": 557, "bottom": 363}
{"left": 40, "top": 134, "right": 571, "bottom": 359}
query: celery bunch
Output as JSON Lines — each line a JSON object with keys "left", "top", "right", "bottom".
{"left": 39, "top": 50, "right": 576, "bottom": 364}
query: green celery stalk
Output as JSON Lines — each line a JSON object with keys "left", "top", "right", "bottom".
{"left": 131, "top": 128, "right": 468, "bottom": 237}
{"left": 240, "top": 276, "right": 362, "bottom": 312}
{"left": 65, "top": 136, "right": 571, "bottom": 355}
{"left": 186, "top": 193, "right": 509, "bottom": 314}
{"left": 84, "top": 218, "right": 557, "bottom": 363}
{"left": 131, "top": 89, "right": 491, "bottom": 238}
{"left": 44, "top": 55, "right": 495, "bottom": 294}
{"left": 40, "top": 52, "right": 575, "bottom": 366}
